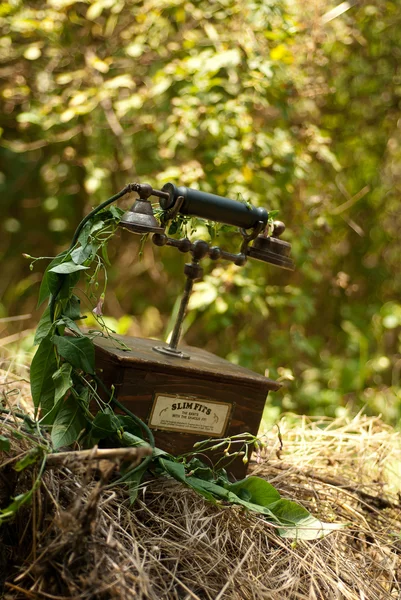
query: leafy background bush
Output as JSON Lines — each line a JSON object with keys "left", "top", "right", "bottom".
{"left": 1, "top": 0, "right": 400, "bottom": 424}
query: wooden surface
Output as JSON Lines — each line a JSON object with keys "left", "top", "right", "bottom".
{"left": 93, "top": 334, "right": 280, "bottom": 391}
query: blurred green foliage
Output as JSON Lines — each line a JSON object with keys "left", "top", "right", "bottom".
{"left": 1, "top": 0, "right": 400, "bottom": 423}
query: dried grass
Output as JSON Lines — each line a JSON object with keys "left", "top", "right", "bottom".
{"left": 1, "top": 373, "right": 400, "bottom": 599}
{"left": 0, "top": 365, "right": 33, "bottom": 416}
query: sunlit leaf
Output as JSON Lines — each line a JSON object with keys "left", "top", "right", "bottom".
{"left": 71, "top": 243, "right": 97, "bottom": 265}
{"left": 23, "top": 45, "right": 41, "bottom": 60}
{"left": 86, "top": 0, "right": 104, "bottom": 20}
{"left": 49, "top": 261, "right": 89, "bottom": 274}
{"left": 272, "top": 500, "right": 346, "bottom": 540}
{"left": 228, "top": 476, "right": 281, "bottom": 505}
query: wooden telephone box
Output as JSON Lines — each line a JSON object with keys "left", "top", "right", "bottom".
{"left": 94, "top": 334, "right": 279, "bottom": 478}
{"left": 92, "top": 181, "right": 293, "bottom": 478}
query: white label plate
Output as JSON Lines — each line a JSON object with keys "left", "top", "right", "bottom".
{"left": 149, "top": 394, "right": 231, "bottom": 437}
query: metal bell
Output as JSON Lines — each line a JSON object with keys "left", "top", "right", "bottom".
{"left": 120, "top": 199, "right": 165, "bottom": 235}
{"left": 247, "top": 221, "right": 295, "bottom": 270}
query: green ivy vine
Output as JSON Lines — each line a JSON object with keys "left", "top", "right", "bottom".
{"left": 4, "top": 186, "right": 342, "bottom": 539}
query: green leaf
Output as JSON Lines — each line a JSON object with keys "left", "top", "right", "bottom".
{"left": 37, "top": 251, "right": 69, "bottom": 307}
{"left": 157, "top": 459, "right": 334, "bottom": 536}
{"left": 159, "top": 459, "right": 276, "bottom": 511}
{"left": 57, "top": 271, "right": 81, "bottom": 301}
{"left": 184, "top": 476, "right": 225, "bottom": 503}
{"left": 63, "top": 295, "right": 82, "bottom": 320}
{"left": 49, "top": 261, "right": 89, "bottom": 274}
{"left": 51, "top": 397, "right": 86, "bottom": 449}
{"left": 117, "top": 415, "right": 142, "bottom": 437}
{"left": 101, "top": 243, "right": 111, "bottom": 266}
{"left": 269, "top": 499, "right": 310, "bottom": 525}
{"left": 126, "top": 464, "right": 148, "bottom": 504}
{"left": 186, "top": 457, "right": 214, "bottom": 481}
{"left": 71, "top": 243, "right": 97, "bottom": 265}
{"left": 168, "top": 221, "right": 179, "bottom": 235}
{"left": 33, "top": 305, "right": 53, "bottom": 345}
{"left": 228, "top": 476, "right": 281, "bottom": 506}
{"left": 159, "top": 458, "right": 187, "bottom": 483}
{"left": 91, "top": 409, "right": 121, "bottom": 439}
{"left": 52, "top": 363, "right": 73, "bottom": 404}
{"left": 122, "top": 430, "right": 152, "bottom": 448}
{"left": 268, "top": 210, "right": 280, "bottom": 221}
{"left": 14, "top": 447, "right": 43, "bottom": 472}
{"left": 109, "top": 205, "right": 124, "bottom": 220}
{"left": 40, "top": 400, "right": 62, "bottom": 426}
{"left": 17, "top": 111, "right": 41, "bottom": 124}
{"left": 51, "top": 335, "right": 95, "bottom": 374}
{"left": 152, "top": 446, "right": 169, "bottom": 458}
{"left": 30, "top": 335, "right": 57, "bottom": 415}
{"left": 77, "top": 386, "right": 90, "bottom": 408}
{"left": 55, "top": 316, "right": 82, "bottom": 335}
{"left": 78, "top": 221, "right": 91, "bottom": 247}
{"left": 90, "top": 220, "right": 104, "bottom": 235}
{"left": 271, "top": 499, "right": 345, "bottom": 540}
{"left": 1, "top": 491, "right": 34, "bottom": 524}
{"left": 225, "top": 493, "right": 278, "bottom": 521}
{"left": 183, "top": 474, "right": 279, "bottom": 521}
{"left": 47, "top": 273, "right": 64, "bottom": 296}
{"left": 36, "top": 271, "right": 51, "bottom": 308}
{"left": 0, "top": 435, "right": 10, "bottom": 452}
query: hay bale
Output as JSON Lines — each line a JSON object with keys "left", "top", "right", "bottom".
{"left": 1, "top": 397, "right": 400, "bottom": 598}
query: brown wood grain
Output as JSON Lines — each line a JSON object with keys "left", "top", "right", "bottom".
{"left": 93, "top": 334, "right": 280, "bottom": 390}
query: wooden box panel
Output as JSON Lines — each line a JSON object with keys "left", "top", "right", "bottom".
{"left": 94, "top": 335, "right": 279, "bottom": 479}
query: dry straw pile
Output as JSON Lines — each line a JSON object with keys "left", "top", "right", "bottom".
{"left": 0, "top": 368, "right": 400, "bottom": 600}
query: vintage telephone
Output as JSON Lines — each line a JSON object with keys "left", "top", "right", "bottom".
{"left": 94, "top": 180, "right": 294, "bottom": 475}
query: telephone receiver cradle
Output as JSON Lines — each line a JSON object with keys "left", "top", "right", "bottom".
{"left": 120, "top": 181, "right": 294, "bottom": 271}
